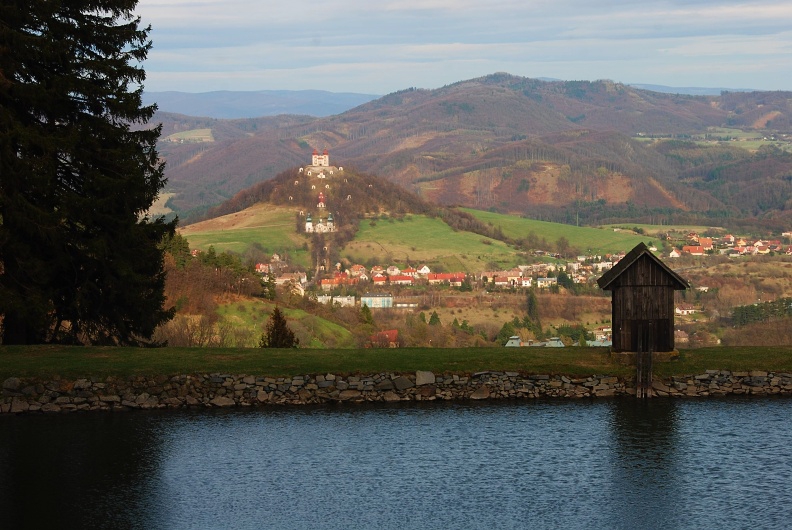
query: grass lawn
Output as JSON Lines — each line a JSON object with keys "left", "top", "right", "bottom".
{"left": 2, "top": 345, "right": 790, "bottom": 381}
{"left": 461, "top": 208, "right": 651, "bottom": 255}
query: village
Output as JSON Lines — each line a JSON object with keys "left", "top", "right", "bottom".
{"left": 252, "top": 230, "right": 792, "bottom": 307}
{"left": 181, "top": 149, "right": 792, "bottom": 350}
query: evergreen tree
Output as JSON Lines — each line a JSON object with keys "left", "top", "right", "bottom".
{"left": 496, "top": 322, "right": 516, "bottom": 345}
{"left": 525, "top": 289, "right": 541, "bottom": 328}
{"left": 1, "top": 0, "right": 174, "bottom": 344}
{"left": 428, "top": 311, "right": 441, "bottom": 326}
{"left": 360, "top": 304, "right": 375, "bottom": 326}
{"left": 262, "top": 272, "right": 277, "bottom": 301}
{"left": 557, "top": 270, "right": 575, "bottom": 290}
{"left": 159, "top": 233, "right": 192, "bottom": 268}
{"left": 259, "top": 307, "right": 299, "bottom": 348}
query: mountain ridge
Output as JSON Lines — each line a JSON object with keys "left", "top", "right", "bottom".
{"left": 151, "top": 73, "right": 792, "bottom": 229}
{"left": 142, "top": 89, "right": 380, "bottom": 119}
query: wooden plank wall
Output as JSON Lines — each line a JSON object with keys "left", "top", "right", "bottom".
{"left": 611, "top": 256, "right": 677, "bottom": 352}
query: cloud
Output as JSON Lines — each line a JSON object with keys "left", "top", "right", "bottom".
{"left": 136, "top": 0, "right": 792, "bottom": 92}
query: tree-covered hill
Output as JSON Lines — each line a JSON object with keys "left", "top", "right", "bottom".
{"left": 152, "top": 73, "right": 792, "bottom": 229}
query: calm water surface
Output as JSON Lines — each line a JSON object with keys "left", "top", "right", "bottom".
{"left": 1, "top": 398, "right": 791, "bottom": 529}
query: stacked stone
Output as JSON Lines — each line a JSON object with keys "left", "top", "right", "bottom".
{"left": 3, "top": 370, "right": 791, "bottom": 414}
{"left": 651, "top": 370, "right": 792, "bottom": 397}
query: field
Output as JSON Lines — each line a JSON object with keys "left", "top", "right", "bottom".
{"left": 179, "top": 204, "right": 310, "bottom": 268}
{"left": 164, "top": 128, "right": 214, "bottom": 143}
{"left": 600, "top": 223, "right": 721, "bottom": 238}
{"left": 2, "top": 345, "right": 791, "bottom": 380}
{"left": 343, "top": 215, "right": 520, "bottom": 271}
{"left": 178, "top": 202, "right": 682, "bottom": 272}
{"left": 147, "top": 192, "right": 176, "bottom": 217}
{"left": 636, "top": 128, "right": 792, "bottom": 153}
{"left": 462, "top": 209, "right": 650, "bottom": 254}
{"left": 216, "top": 300, "right": 356, "bottom": 348}
{"left": 693, "top": 128, "right": 792, "bottom": 152}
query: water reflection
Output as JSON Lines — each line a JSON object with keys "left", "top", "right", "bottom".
{"left": 606, "top": 399, "right": 682, "bottom": 529}
{"left": 2, "top": 399, "right": 791, "bottom": 529}
{"left": 0, "top": 412, "right": 166, "bottom": 530}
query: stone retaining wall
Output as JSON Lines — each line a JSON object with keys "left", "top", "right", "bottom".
{"left": 2, "top": 370, "right": 791, "bottom": 414}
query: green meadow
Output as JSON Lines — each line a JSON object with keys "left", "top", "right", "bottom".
{"left": 462, "top": 208, "right": 651, "bottom": 254}
{"left": 343, "top": 214, "right": 520, "bottom": 271}
{"left": 180, "top": 207, "right": 311, "bottom": 268}
{"left": 217, "top": 300, "right": 356, "bottom": 349}
{"left": 601, "top": 223, "right": 719, "bottom": 238}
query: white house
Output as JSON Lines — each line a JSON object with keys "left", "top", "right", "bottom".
{"left": 675, "top": 304, "right": 698, "bottom": 316}
{"left": 536, "top": 277, "right": 558, "bottom": 289}
{"left": 360, "top": 293, "right": 393, "bottom": 309}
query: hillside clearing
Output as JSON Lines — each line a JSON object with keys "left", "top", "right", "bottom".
{"left": 179, "top": 203, "right": 309, "bottom": 267}
{"left": 344, "top": 215, "right": 519, "bottom": 271}
{"left": 462, "top": 208, "right": 650, "bottom": 254}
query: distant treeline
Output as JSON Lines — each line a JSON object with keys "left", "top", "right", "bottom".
{"left": 731, "top": 297, "right": 792, "bottom": 327}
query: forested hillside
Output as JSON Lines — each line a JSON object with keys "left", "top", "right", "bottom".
{"left": 151, "top": 73, "right": 792, "bottom": 229}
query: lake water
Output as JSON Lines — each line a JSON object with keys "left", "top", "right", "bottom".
{"left": 2, "top": 398, "right": 791, "bottom": 529}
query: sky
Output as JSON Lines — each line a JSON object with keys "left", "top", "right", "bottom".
{"left": 136, "top": 0, "right": 792, "bottom": 94}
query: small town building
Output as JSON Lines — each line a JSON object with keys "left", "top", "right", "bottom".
{"left": 530, "top": 337, "right": 565, "bottom": 348}
{"left": 674, "top": 304, "right": 698, "bottom": 316}
{"left": 367, "top": 329, "right": 400, "bottom": 348}
{"left": 416, "top": 265, "right": 431, "bottom": 276}
{"left": 535, "top": 277, "right": 558, "bottom": 289}
{"left": 360, "top": 293, "right": 393, "bottom": 309}
{"left": 389, "top": 274, "right": 414, "bottom": 286}
{"left": 682, "top": 245, "right": 705, "bottom": 256}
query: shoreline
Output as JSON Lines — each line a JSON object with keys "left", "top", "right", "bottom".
{"left": 3, "top": 369, "right": 791, "bottom": 414}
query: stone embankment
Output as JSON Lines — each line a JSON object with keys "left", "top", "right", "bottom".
{"left": 2, "top": 370, "right": 791, "bottom": 414}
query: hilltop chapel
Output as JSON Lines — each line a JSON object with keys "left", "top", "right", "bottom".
{"left": 300, "top": 149, "right": 342, "bottom": 233}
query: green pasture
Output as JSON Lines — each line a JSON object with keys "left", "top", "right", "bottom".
{"left": 164, "top": 128, "right": 214, "bottom": 142}
{"left": 216, "top": 300, "right": 355, "bottom": 349}
{"left": 703, "top": 127, "right": 763, "bottom": 140}
{"left": 600, "top": 223, "right": 720, "bottom": 237}
{"left": 184, "top": 228, "right": 308, "bottom": 263}
{"left": 180, "top": 209, "right": 310, "bottom": 268}
{"left": 344, "top": 215, "right": 520, "bottom": 271}
{"left": 690, "top": 128, "right": 791, "bottom": 152}
{"left": 2, "top": 345, "right": 791, "bottom": 380}
{"left": 462, "top": 209, "right": 650, "bottom": 255}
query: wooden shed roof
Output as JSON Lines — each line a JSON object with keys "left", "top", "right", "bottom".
{"left": 597, "top": 242, "right": 689, "bottom": 291}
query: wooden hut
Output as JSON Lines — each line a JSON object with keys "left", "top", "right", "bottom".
{"left": 597, "top": 243, "right": 689, "bottom": 353}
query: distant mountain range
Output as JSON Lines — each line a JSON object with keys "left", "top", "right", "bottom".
{"left": 149, "top": 73, "right": 792, "bottom": 230}
{"left": 143, "top": 84, "right": 757, "bottom": 119}
{"left": 627, "top": 84, "right": 756, "bottom": 96}
{"left": 142, "top": 89, "right": 380, "bottom": 119}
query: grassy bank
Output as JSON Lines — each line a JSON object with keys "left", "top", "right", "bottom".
{"left": 2, "top": 346, "right": 791, "bottom": 381}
